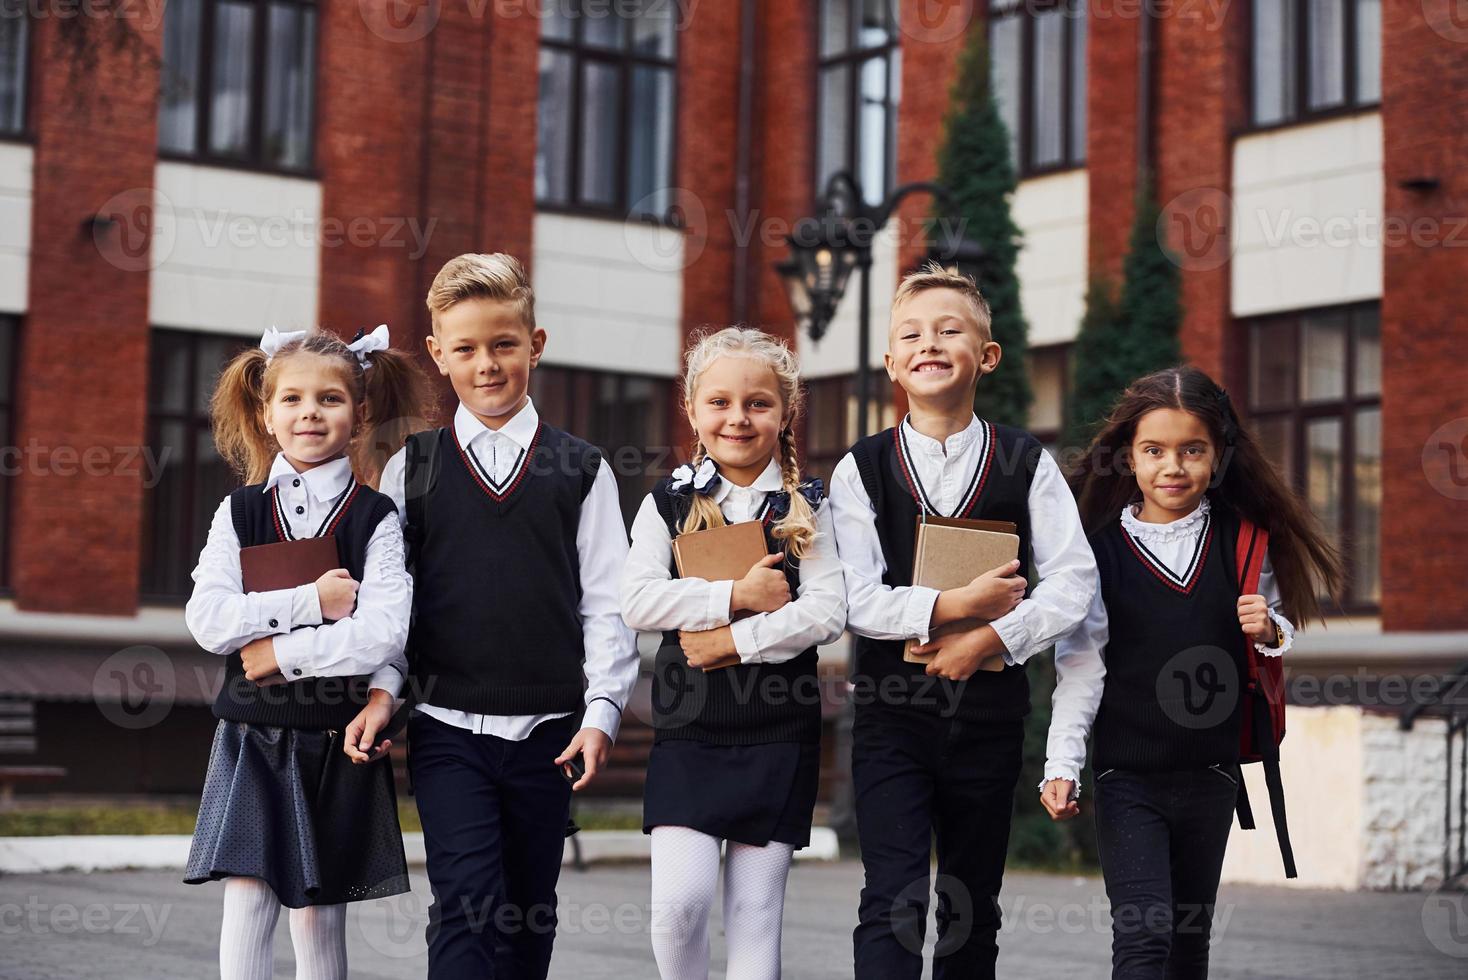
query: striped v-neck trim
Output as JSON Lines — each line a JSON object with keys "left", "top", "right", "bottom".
{"left": 893, "top": 418, "right": 994, "bottom": 518}
{"left": 270, "top": 478, "right": 358, "bottom": 542}
{"left": 1122, "top": 511, "right": 1214, "bottom": 594}
{"left": 453, "top": 422, "right": 543, "bottom": 503}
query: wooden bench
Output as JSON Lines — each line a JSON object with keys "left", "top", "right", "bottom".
{"left": 0, "top": 766, "right": 67, "bottom": 808}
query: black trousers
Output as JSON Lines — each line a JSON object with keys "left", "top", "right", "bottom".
{"left": 851, "top": 702, "right": 1025, "bottom": 980}
{"left": 407, "top": 711, "right": 575, "bottom": 980}
{"left": 1093, "top": 766, "right": 1239, "bottom": 980}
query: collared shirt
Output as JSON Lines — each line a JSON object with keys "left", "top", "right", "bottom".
{"left": 1047, "top": 496, "right": 1297, "bottom": 793}
{"left": 378, "top": 398, "right": 639, "bottom": 742}
{"left": 828, "top": 413, "right": 1099, "bottom": 665}
{"left": 184, "top": 453, "right": 411, "bottom": 694}
{"left": 620, "top": 458, "right": 847, "bottom": 664}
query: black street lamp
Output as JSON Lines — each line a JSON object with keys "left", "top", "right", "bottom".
{"left": 776, "top": 171, "right": 982, "bottom": 439}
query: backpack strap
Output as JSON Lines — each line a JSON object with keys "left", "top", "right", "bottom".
{"left": 1233, "top": 515, "right": 1297, "bottom": 878}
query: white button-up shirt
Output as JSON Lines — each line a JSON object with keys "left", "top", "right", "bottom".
{"left": 378, "top": 398, "right": 639, "bottom": 742}
{"left": 184, "top": 453, "right": 412, "bottom": 694}
{"left": 620, "top": 458, "right": 847, "bottom": 663}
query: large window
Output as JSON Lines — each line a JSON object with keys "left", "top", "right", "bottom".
{"left": 157, "top": 0, "right": 318, "bottom": 172}
{"left": 1251, "top": 0, "right": 1380, "bottom": 128}
{"left": 530, "top": 366, "right": 675, "bottom": 525}
{"left": 816, "top": 0, "right": 900, "bottom": 206}
{"left": 141, "top": 331, "right": 249, "bottom": 600}
{"left": 0, "top": 317, "right": 16, "bottom": 590}
{"left": 537, "top": 0, "right": 679, "bottom": 220}
{"left": 0, "top": 11, "right": 26, "bottom": 136}
{"left": 1244, "top": 304, "right": 1380, "bottom": 610}
{"left": 1026, "top": 343, "right": 1071, "bottom": 449}
{"left": 989, "top": 0, "right": 1087, "bottom": 177}
{"left": 802, "top": 370, "right": 894, "bottom": 486}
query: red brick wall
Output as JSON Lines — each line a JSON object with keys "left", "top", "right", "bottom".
{"left": 1379, "top": 0, "right": 1468, "bottom": 630}
{"left": 13, "top": 18, "right": 162, "bottom": 614}
{"left": 1086, "top": 6, "right": 1141, "bottom": 281}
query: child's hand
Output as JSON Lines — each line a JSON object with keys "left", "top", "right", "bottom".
{"left": 1040, "top": 779, "right": 1080, "bottom": 821}
{"left": 240, "top": 637, "right": 284, "bottom": 685}
{"left": 912, "top": 625, "right": 1008, "bottom": 681}
{"left": 678, "top": 626, "right": 740, "bottom": 669}
{"left": 731, "top": 553, "right": 790, "bottom": 614}
{"left": 556, "top": 727, "right": 611, "bottom": 791}
{"left": 315, "top": 568, "right": 359, "bottom": 621}
{"left": 343, "top": 690, "right": 396, "bottom": 763}
{"left": 962, "top": 559, "right": 1026, "bottom": 620}
{"left": 1237, "top": 594, "right": 1275, "bottom": 644}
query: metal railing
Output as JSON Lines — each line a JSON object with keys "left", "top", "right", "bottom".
{"left": 1401, "top": 662, "right": 1468, "bottom": 889}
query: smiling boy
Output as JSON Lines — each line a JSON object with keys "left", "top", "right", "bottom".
{"left": 374, "top": 253, "right": 638, "bottom": 980}
{"left": 829, "top": 264, "right": 1101, "bottom": 980}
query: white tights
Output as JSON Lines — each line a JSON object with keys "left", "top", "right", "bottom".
{"left": 649, "top": 825, "right": 796, "bottom": 980}
{"left": 220, "top": 877, "right": 347, "bottom": 980}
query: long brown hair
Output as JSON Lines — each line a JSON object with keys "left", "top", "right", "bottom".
{"left": 1069, "top": 365, "right": 1343, "bottom": 625}
{"left": 211, "top": 329, "right": 436, "bottom": 487}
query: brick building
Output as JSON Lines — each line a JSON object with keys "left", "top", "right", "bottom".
{"left": 0, "top": 0, "right": 1464, "bottom": 805}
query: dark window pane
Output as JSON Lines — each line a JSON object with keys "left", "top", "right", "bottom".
{"left": 209, "top": 1, "right": 256, "bottom": 157}
{"left": 631, "top": 1, "right": 676, "bottom": 58}
{"left": 858, "top": 53, "right": 890, "bottom": 205}
{"left": 821, "top": 0, "right": 851, "bottom": 57}
{"left": 142, "top": 418, "right": 191, "bottom": 596}
{"left": 0, "top": 320, "right": 12, "bottom": 403}
{"left": 150, "top": 336, "right": 191, "bottom": 415}
{"left": 1353, "top": 407, "right": 1380, "bottom": 604}
{"left": 537, "top": 48, "right": 575, "bottom": 204}
{"left": 158, "top": 0, "right": 202, "bottom": 152}
{"left": 1249, "top": 321, "right": 1297, "bottom": 410}
{"left": 1252, "top": 0, "right": 1296, "bottom": 125}
{"left": 1306, "top": 417, "right": 1342, "bottom": 542}
{"left": 1254, "top": 416, "right": 1294, "bottom": 485}
{"left": 541, "top": 1, "right": 573, "bottom": 41}
{"left": 583, "top": 6, "right": 625, "bottom": 49}
{"left": 1355, "top": 0, "right": 1380, "bottom": 103}
{"left": 1300, "top": 310, "right": 1347, "bottom": 402}
{"left": 991, "top": 16, "right": 1022, "bottom": 168}
{"left": 1354, "top": 306, "right": 1380, "bottom": 397}
{"left": 1070, "top": 4, "right": 1087, "bottom": 162}
{"left": 1031, "top": 7, "right": 1066, "bottom": 169}
{"left": 195, "top": 336, "right": 242, "bottom": 414}
{"left": 263, "top": 3, "right": 316, "bottom": 170}
{"left": 858, "top": 0, "right": 893, "bottom": 48}
{"left": 0, "top": 10, "right": 24, "bottom": 134}
{"left": 1307, "top": 0, "right": 1346, "bottom": 110}
{"left": 817, "top": 64, "right": 851, "bottom": 191}
{"left": 627, "top": 65, "right": 674, "bottom": 217}
{"left": 578, "top": 61, "right": 623, "bottom": 206}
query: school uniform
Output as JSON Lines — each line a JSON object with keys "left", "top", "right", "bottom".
{"left": 377, "top": 398, "right": 639, "bottom": 980}
{"left": 621, "top": 458, "right": 847, "bottom": 848}
{"left": 828, "top": 414, "right": 1099, "bottom": 980}
{"left": 183, "top": 454, "right": 412, "bottom": 909}
{"left": 1061, "top": 495, "right": 1293, "bottom": 980}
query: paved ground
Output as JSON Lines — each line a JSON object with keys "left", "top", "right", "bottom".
{"left": 2, "top": 861, "right": 1466, "bottom": 978}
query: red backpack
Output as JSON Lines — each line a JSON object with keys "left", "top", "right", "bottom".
{"left": 1233, "top": 517, "right": 1297, "bottom": 878}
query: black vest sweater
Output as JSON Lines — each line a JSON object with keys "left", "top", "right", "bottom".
{"left": 212, "top": 479, "right": 398, "bottom": 730}
{"left": 1090, "top": 502, "right": 1248, "bottom": 771}
{"left": 404, "top": 423, "right": 601, "bottom": 716}
{"left": 647, "top": 479, "right": 823, "bottom": 746}
{"left": 849, "top": 421, "right": 1042, "bottom": 722}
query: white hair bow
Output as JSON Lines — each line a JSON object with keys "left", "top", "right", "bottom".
{"left": 258, "top": 326, "right": 308, "bottom": 363}
{"left": 347, "top": 324, "right": 391, "bottom": 369}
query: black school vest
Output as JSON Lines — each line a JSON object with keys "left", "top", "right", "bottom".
{"left": 403, "top": 423, "right": 601, "bottom": 716}
{"left": 849, "top": 421, "right": 1042, "bottom": 722}
{"left": 648, "top": 478, "right": 823, "bottom": 746}
{"left": 212, "top": 478, "right": 398, "bottom": 730}
{"left": 1090, "top": 502, "right": 1249, "bottom": 771}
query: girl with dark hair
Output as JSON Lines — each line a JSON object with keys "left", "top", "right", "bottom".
{"left": 1057, "top": 365, "right": 1342, "bottom": 979}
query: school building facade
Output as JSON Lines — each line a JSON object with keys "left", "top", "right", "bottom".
{"left": 0, "top": 1, "right": 1465, "bottom": 867}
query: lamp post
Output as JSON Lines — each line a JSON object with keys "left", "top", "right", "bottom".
{"left": 776, "top": 171, "right": 982, "bottom": 438}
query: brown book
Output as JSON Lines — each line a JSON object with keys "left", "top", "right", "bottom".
{"left": 672, "top": 520, "right": 770, "bottom": 671}
{"left": 903, "top": 516, "right": 1020, "bottom": 667}
{"left": 240, "top": 536, "right": 341, "bottom": 594}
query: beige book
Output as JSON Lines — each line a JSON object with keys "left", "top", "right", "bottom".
{"left": 903, "top": 516, "right": 1020, "bottom": 667}
{"left": 672, "top": 520, "right": 770, "bottom": 671}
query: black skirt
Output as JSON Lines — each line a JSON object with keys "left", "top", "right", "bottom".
{"left": 642, "top": 739, "right": 821, "bottom": 848}
{"left": 184, "top": 719, "right": 410, "bottom": 908}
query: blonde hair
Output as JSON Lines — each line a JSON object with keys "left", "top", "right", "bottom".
{"left": 891, "top": 260, "right": 993, "bottom": 343}
{"left": 211, "top": 329, "right": 437, "bottom": 486}
{"left": 679, "top": 327, "right": 819, "bottom": 559}
{"left": 425, "top": 252, "right": 535, "bottom": 330}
